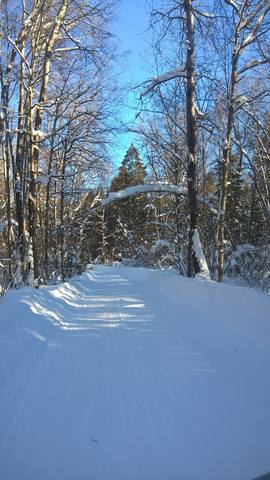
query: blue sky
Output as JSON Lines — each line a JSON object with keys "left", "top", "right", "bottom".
{"left": 116, "top": 0, "right": 149, "bottom": 84}
{"left": 110, "top": 0, "right": 150, "bottom": 167}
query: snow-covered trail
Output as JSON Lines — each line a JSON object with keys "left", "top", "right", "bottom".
{"left": 1, "top": 266, "right": 270, "bottom": 480}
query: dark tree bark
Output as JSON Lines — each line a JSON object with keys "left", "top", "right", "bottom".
{"left": 184, "top": 0, "right": 200, "bottom": 277}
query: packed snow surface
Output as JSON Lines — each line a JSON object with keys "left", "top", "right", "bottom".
{"left": 0, "top": 265, "right": 270, "bottom": 480}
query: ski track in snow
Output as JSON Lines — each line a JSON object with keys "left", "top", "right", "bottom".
{"left": 0, "top": 265, "right": 270, "bottom": 480}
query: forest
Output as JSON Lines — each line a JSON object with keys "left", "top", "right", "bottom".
{"left": 0, "top": 0, "right": 269, "bottom": 293}
{"left": 1, "top": 2, "right": 270, "bottom": 479}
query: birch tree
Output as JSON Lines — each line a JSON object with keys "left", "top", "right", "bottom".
{"left": 0, "top": 0, "right": 117, "bottom": 288}
{"left": 140, "top": 0, "right": 214, "bottom": 277}
{"left": 214, "top": 0, "right": 270, "bottom": 281}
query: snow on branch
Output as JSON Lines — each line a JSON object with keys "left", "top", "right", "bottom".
{"left": 241, "top": 2, "right": 270, "bottom": 49}
{"left": 92, "top": 183, "right": 188, "bottom": 210}
{"left": 141, "top": 67, "right": 187, "bottom": 97}
{"left": 91, "top": 183, "right": 217, "bottom": 215}
{"left": 232, "top": 94, "right": 248, "bottom": 110}
{"left": 6, "top": 36, "right": 32, "bottom": 74}
{"left": 224, "top": 0, "right": 240, "bottom": 14}
{"left": 238, "top": 58, "right": 270, "bottom": 75}
{"left": 193, "top": 8, "right": 215, "bottom": 19}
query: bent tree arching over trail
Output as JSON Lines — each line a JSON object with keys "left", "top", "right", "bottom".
{"left": 0, "top": 0, "right": 270, "bottom": 290}
{"left": 91, "top": 183, "right": 211, "bottom": 279}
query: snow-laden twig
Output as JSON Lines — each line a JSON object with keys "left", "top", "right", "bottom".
{"left": 141, "top": 67, "right": 187, "bottom": 97}
{"left": 238, "top": 57, "right": 270, "bottom": 75}
{"left": 224, "top": 0, "right": 240, "bottom": 14}
{"left": 241, "top": 2, "right": 270, "bottom": 49}
{"left": 6, "top": 36, "right": 32, "bottom": 74}
{"left": 193, "top": 8, "right": 215, "bottom": 19}
{"left": 32, "top": 129, "right": 46, "bottom": 140}
{"left": 74, "top": 191, "right": 101, "bottom": 214}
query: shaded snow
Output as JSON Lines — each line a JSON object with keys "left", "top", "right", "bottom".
{"left": 0, "top": 266, "right": 270, "bottom": 480}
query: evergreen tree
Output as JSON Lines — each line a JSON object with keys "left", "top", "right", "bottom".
{"left": 110, "top": 144, "right": 147, "bottom": 190}
{"left": 107, "top": 144, "right": 147, "bottom": 262}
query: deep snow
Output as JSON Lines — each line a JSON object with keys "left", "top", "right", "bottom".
{"left": 0, "top": 265, "right": 270, "bottom": 480}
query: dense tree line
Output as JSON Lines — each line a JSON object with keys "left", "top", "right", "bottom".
{"left": 0, "top": 0, "right": 270, "bottom": 294}
{"left": 0, "top": 0, "right": 117, "bottom": 291}
{"left": 84, "top": 135, "right": 269, "bottom": 291}
{"left": 124, "top": 0, "right": 270, "bottom": 289}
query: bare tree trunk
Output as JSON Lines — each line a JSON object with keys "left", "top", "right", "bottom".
{"left": 44, "top": 169, "right": 53, "bottom": 281}
{"left": 60, "top": 147, "right": 68, "bottom": 282}
{"left": 101, "top": 209, "right": 108, "bottom": 264}
{"left": 184, "top": 0, "right": 200, "bottom": 277}
{"left": 0, "top": 59, "right": 14, "bottom": 280}
{"left": 44, "top": 115, "right": 59, "bottom": 281}
{"left": 217, "top": 51, "right": 238, "bottom": 282}
{"left": 28, "top": 0, "right": 69, "bottom": 285}
{"left": 3, "top": 146, "right": 12, "bottom": 278}
{"left": 15, "top": 45, "right": 27, "bottom": 270}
